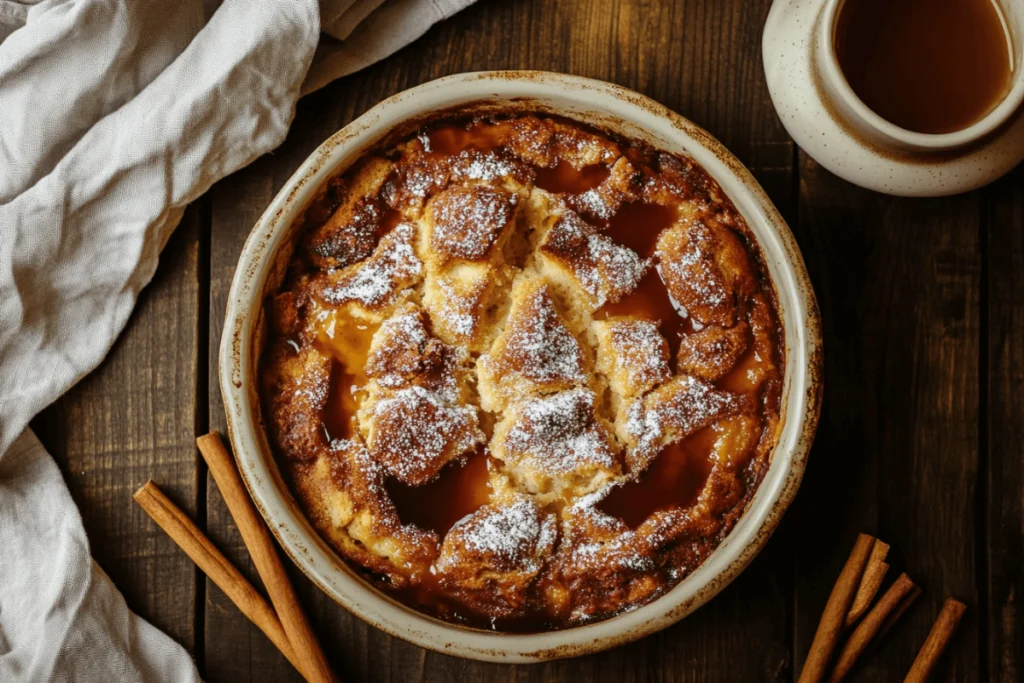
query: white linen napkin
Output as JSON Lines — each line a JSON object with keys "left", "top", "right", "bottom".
{"left": 0, "top": 0, "right": 475, "bottom": 680}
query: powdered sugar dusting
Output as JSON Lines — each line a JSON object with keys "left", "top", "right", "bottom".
{"left": 659, "top": 220, "right": 730, "bottom": 312}
{"left": 369, "top": 385, "right": 483, "bottom": 485}
{"left": 365, "top": 307, "right": 460, "bottom": 400}
{"left": 450, "top": 149, "right": 525, "bottom": 182}
{"left": 541, "top": 210, "right": 646, "bottom": 307}
{"left": 626, "top": 375, "right": 747, "bottom": 464}
{"left": 432, "top": 275, "right": 481, "bottom": 340}
{"left": 430, "top": 185, "right": 518, "bottom": 262}
{"left": 505, "top": 389, "right": 616, "bottom": 474}
{"left": 436, "top": 497, "right": 557, "bottom": 573}
{"left": 596, "top": 319, "right": 671, "bottom": 395}
{"left": 500, "top": 282, "right": 586, "bottom": 384}
{"left": 320, "top": 222, "right": 421, "bottom": 308}
{"left": 573, "top": 188, "right": 616, "bottom": 220}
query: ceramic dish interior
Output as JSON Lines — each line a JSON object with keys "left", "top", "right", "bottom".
{"left": 220, "top": 71, "right": 822, "bottom": 663}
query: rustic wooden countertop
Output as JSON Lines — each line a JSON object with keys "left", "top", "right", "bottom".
{"left": 31, "top": 0, "right": 1023, "bottom": 680}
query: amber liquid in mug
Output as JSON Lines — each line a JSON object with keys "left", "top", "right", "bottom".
{"left": 835, "top": 0, "right": 1015, "bottom": 134}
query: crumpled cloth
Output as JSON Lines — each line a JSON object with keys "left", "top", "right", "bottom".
{"left": 0, "top": 0, "right": 473, "bottom": 680}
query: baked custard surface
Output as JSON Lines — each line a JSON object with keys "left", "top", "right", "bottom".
{"left": 260, "top": 113, "right": 784, "bottom": 631}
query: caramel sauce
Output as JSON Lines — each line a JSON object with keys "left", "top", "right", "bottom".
{"left": 595, "top": 268, "right": 691, "bottom": 357}
{"left": 376, "top": 207, "right": 403, "bottom": 239}
{"left": 835, "top": 0, "right": 1015, "bottom": 134}
{"left": 534, "top": 160, "right": 610, "bottom": 194}
{"left": 604, "top": 202, "right": 677, "bottom": 258}
{"left": 598, "top": 426, "right": 718, "bottom": 528}
{"left": 595, "top": 202, "right": 688, "bottom": 355}
{"left": 426, "top": 121, "right": 510, "bottom": 155}
{"left": 322, "top": 361, "right": 359, "bottom": 440}
{"left": 386, "top": 449, "right": 492, "bottom": 537}
{"left": 315, "top": 308, "right": 377, "bottom": 441}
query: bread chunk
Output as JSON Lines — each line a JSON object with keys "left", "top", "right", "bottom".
{"left": 537, "top": 209, "right": 646, "bottom": 311}
{"left": 434, "top": 494, "right": 557, "bottom": 618}
{"left": 477, "top": 276, "right": 588, "bottom": 412}
{"left": 592, "top": 317, "right": 672, "bottom": 400}
{"left": 490, "top": 388, "right": 619, "bottom": 505}
{"left": 655, "top": 217, "right": 756, "bottom": 327}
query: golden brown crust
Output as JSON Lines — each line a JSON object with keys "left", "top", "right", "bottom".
{"left": 308, "top": 221, "right": 422, "bottom": 319}
{"left": 260, "top": 113, "right": 784, "bottom": 631}
{"left": 592, "top": 317, "right": 672, "bottom": 400}
{"left": 537, "top": 208, "right": 647, "bottom": 310}
{"left": 656, "top": 216, "right": 756, "bottom": 327}
{"left": 490, "top": 388, "right": 621, "bottom": 505}
{"left": 435, "top": 494, "right": 558, "bottom": 618}
{"left": 358, "top": 304, "right": 484, "bottom": 486}
{"left": 619, "top": 374, "right": 754, "bottom": 472}
{"left": 426, "top": 185, "right": 519, "bottom": 265}
{"left": 477, "top": 276, "right": 589, "bottom": 412}
{"left": 306, "top": 157, "right": 396, "bottom": 271}
{"left": 263, "top": 342, "right": 331, "bottom": 462}
{"left": 291, "top": 439, "right": 438, "bottom": 586}
{"left": 676, "top": 322, "right": 749, "bottom": 381}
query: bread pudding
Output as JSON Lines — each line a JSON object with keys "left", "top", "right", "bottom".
{"left": 259, "top": 112, "right": 784, "bottom": 632}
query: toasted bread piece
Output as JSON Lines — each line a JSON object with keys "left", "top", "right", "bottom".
{"left": 537, "top": 209, "right": 647, "bottom": 311}
{"left": 434, "top": 494, "right": 557, "bottom": 618}
{"left": 618, "top": 374, "right": 753, "bottom": 472}
{"left": 477, "top": 276, "right": 588, "bottom": 412}
{"left": 263, "top": 342, "right": 331, "bottom": 462}
{"left": 358, "top": 305, "right": 483, "bottom": 486}
{"left": 306, "top": 157, "right": 396, "bottom": 271}
{"left": 490, "top": 388, "right": 620, "bottom": 505}
{"left": 676, "top": 322, "right": 749, "bottom": 382}
{"left": 655, "top": 217, "right": 756, "bottom": 327}
{"left": 308, "top": 221, "right": 422, "bottom": 322}
{"left": 592, "top": 317, "right": 672, "bottom": 401}
{"left": 291, "top": 439, "right": 438, "bottom": 586}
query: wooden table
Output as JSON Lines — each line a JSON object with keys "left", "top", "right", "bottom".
{"left": 31, "top": 0, "right": 1023, "bottom": 680}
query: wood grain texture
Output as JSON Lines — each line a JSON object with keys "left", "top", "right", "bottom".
{"left": 984, "top": 165, "right": 1024, "bottom": 683}
{"left": 791, "top": 156, "right": 982, "bottom": 682}
{"left": 30, "top": 0, "right": 1018, "bottom": 681}
{"left": 31, "top": 206, "right": 203, "bottom": 652}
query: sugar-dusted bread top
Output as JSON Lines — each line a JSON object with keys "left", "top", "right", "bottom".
{"left": 261, "top": 112, "right": 784, "bottom": 631}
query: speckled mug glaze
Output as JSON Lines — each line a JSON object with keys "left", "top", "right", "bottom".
{"left": 764, "top": 0, "right": 1024, "bottom": 196}
{"left": 219, "top": 71, "right": 823, "bottom": 663}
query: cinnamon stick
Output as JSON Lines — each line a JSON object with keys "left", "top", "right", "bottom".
{"left": 878, "top": 584, "right": 922, "bottom": 641}
{"left": 197, "top": 433, "right": 338, "bottom": 683}
{"left": 844, "top": 539, "right": 890, "bottom": 627}
{"left": 903, "top": 598, "right": 967, "bottom": 683}
{"left": 828, "top": 572, "right": 917, "bottom": 682}
{"left": 797, "top": 533, "right": 876, "bottom": 683}
{"left": 133, "top": 482, "right": 301, "bottom": 673}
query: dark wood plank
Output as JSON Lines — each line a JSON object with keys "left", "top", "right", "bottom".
{"left": 204, "top": 0, "right": 795, "bottom": 681}
{"left": 984, "top": 164, "right": 1024, "bottom": 683}
{"left": 30, "top": 205, "right": 204, "bottom": 653}
{"left": 791, "top": 157, "right": 982, "bottom": 681}
{"left": 205, "top": 162, "right": 306, "bottom": 683}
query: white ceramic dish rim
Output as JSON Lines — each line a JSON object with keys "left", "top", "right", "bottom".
{"left": 220, "top": 71, "right": 823, "bottom": 663}
{"left": 817, "top": 0, "right": 1024, "bottom": 151}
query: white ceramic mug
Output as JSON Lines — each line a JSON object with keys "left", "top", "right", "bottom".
{"left": 764, "top": 0, "right": 1024, "bottom": 196}
{"left": 815, "top": 0, "right": 1024, "bottom": 152}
